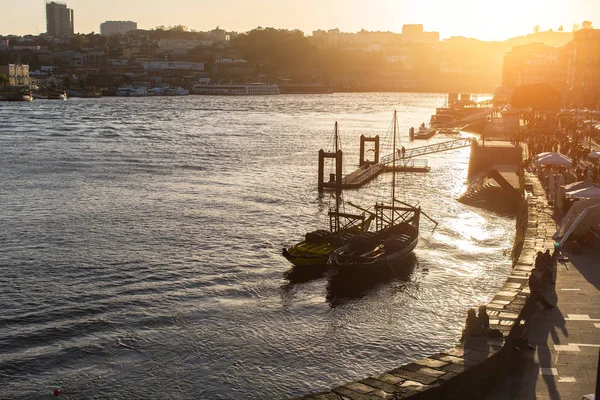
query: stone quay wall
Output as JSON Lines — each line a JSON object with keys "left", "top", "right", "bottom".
{"left": 468, "top": 142, "right": 523, "bottom": 178}
{"left": 296, "top": 171, "right": 552, "bottom": 400}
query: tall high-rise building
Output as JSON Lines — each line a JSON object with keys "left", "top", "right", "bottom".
{"left": 46, "top": 1, "right": 74, "bottom": 37}
{"left": 100, "top": 21, "right": 137, "bottom": 36}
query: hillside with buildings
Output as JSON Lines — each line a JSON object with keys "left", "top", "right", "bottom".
{"left": 0, "top": 1, "right": 598, "bottom": 106}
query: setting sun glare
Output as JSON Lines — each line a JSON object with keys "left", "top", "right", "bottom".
{"left": 2, "top": 0, "right": 598, "bottom": 39}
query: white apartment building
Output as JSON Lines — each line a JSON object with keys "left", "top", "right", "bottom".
{"left": 100, "top": 21, "right": 137, "bottom": 36}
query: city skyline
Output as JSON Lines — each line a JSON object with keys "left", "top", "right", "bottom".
{"left": 2, "top": 0, "right": 599, "bottom": 40}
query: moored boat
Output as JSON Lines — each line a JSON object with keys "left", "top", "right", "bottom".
{"left": 33, "top": 90, "right": 67, "bottom": 100}
{"left": 410, "top": 123, "right": 435, "bottom": 140}
{"left": 282, "top": 214, "right": 373, "bottom": 267}
{"left": 192, "top": 79, "right": 280, "bottom": 95}
{"left": 6, "top": 91, "right": 33, "bottom": 101}
{"left": 328, "top": 209, "right": 419, "bottom": 271}
{"left": 282, "top": 122, "right": 373, "bottom": 267}
{"left": 116, "top": 87, "right": 147, "bottom": 97}
{"left": 166, "top": 86, "right": 189, "bottom": 96}
{"left": 436, "top": 126, "right": 460, "bottom": 135}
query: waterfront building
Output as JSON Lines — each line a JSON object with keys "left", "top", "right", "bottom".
{"left": 0, "top": 64, "right": 31, "bottom": 88}
{"left": 568, "top": 28, "right": 600, "bottom": 107}
{"left": 501, "top": 42, "right": 568, "bottom": 94}
{"left": 142, "top": 61, "right": 205, "bottom": 71}
{"left": 46, "top": 1, "right": 74, "bottom": 37}
{"left": 100, "top": 21, "right": 137, "bottom": 37}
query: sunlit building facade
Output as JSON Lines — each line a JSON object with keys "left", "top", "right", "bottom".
{"left": 568, "top": 28, "right": 600, "bottom": 106}
{"left": 501, "top": 43, "right": 568, "bottom": 94}
{"left": 0, "top": 64, "right": 31, "bottom": 87}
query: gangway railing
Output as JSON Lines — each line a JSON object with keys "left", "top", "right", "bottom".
{"left": 379, "top": 138, "right": 473, "bottom": 166}
{"left": 341, "top": 163, "right": 384, "bottom": 186}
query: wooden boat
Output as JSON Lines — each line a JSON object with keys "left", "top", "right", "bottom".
{"left": 328, "top": 203, "right": 420, "bottom": 271}
{"left": 329, "top": 111, "right": 433, "bottom": 272}
{"left": 282, "top": 122, "right": 373, "bottom": 267}
{"left": 282, "top": 213, "right": 373, "bottom": 267}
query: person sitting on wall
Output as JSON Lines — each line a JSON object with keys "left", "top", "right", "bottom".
{"left": 461, "top": 308, "right": 483, "bottom": 339}
{"left": 478, "top": 305, "right": 490, "bottom": 334}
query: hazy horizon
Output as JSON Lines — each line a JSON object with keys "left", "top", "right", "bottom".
{"left": 2, "top": 0, "right": 599, "bottom": 41}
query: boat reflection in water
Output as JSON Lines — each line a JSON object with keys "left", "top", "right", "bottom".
{"left": 282, "top": 265, "right": 330, "bottom": 287}
{"left": 326, "top": 254, "right": 418, "bottom": 307}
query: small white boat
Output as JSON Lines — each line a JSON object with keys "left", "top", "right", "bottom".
{"left": 116, "top": 87, "right": 147, "bottom": 97}
{"left": 166, "top": 86, "right": 189, "bottom": 96}
{"left": 437, "top": 127, "right": 460, "bottom": 135}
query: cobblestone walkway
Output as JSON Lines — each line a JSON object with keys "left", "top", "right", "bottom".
{"left": 483, "top": 174, "right": 600, "bottom": 400}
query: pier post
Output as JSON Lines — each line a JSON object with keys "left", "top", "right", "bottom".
{"left": 318, "top": 149, "right": 344, "bottom": 192}
{"left": 359, "top": 135, "right": 380, "bottom": 167}
{"left": 359, "top": 135, "right": 365, "bottom": 167}
{"left": 318, "top": 149, "right": 325, "bottom": 191}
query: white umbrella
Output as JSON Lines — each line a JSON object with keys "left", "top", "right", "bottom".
{"left": 538, "top": 152, "right": 573, "bottom": 166}
{"left": 588, "top": 151, "right": 600, "bottom": 160}
{"left": 536, "top": 152, "right": 553, "bottom": 159}
{"left": 568, "top": 185, "right": 600, "bottom": 199}
{"left": 565, "top": 180, "right": 597, "bottom": 192}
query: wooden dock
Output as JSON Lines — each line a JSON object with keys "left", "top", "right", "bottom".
{"left": 320, "top": 138, "right": 474, "bottom": 190}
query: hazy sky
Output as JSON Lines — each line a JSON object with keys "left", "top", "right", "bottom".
{"left": 3, "top": 0, "right": 599, "bottom": 41}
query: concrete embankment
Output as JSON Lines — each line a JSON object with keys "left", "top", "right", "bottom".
{"left": 296, "top": 145, "right": 547, "bottom": 400}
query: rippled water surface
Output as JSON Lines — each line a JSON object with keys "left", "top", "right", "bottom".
{"left": 0, "top": 93, "right": 514, "bottom": 399}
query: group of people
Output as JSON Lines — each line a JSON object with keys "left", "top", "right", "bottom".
{"left": 461, "top": 248, "right": 557, "bottom": 340}
{"left": 461, "top": 305, "right": 502, "bottom": 339}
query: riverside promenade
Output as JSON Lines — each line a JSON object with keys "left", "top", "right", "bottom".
{"left": 296, "top": 166, "right": 599, "bottom": 399}
{"left": 483, "top": 172, "right": 600, "bottom": 400}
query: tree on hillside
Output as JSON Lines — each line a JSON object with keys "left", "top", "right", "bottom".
{"left": 558, "top": 25, "right": 563, "bottom": 32}
{"left": 232, "top": 28, "right": 318, "bottom": 76}
{"left": 511, "top": 83, "right": 561, "bottom": 110}
{"left": 0, "top": 73, "right": 9, "bottom": 88}
{"left": 533, "top": 25, "right": 540, "bottom": 33}
{"left": 572, "top": 23, "right": 580, "bottom": 32}
{"left": 511, "top": 83, "right": 562, "bottom": 127}
{"left": 582, "top": 21, "right": 593, "bottom": 29}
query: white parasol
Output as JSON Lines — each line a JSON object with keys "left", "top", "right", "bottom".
{"left": 537, "top": 152, "right": 573, "bottom": 166}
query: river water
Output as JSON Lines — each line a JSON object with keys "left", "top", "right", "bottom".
{"left": 0, "top": 93, "right": 514, "bottom": 399}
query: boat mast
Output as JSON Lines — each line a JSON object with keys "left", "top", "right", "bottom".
{"left": 391, "top": 110, "right": 396, "bottom": 226}
{"left": 335, "top": 121, "right": 340, "bottom": 231}
{"left": 335, "top": 121, "right": 339, "bottom": 153}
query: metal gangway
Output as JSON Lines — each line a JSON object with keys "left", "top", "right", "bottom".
{"left": 341, "top": 138, "right": 474, "bottom": 188}
{"left": 379, "top": 138, "right": 474, "bottom": 166}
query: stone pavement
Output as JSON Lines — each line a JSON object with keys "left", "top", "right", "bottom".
{"left": 483, "top": 175, "right": 600, "bottom": 400}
